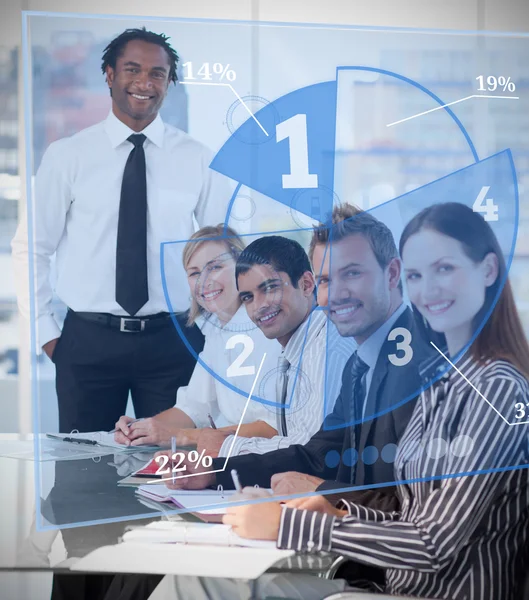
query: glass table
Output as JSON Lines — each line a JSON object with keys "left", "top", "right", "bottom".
{"left": 1, "top": 435, "right": 422, "bottom": 600}
{"left": 0, "top": 435, "right": 337, "bottom": 574}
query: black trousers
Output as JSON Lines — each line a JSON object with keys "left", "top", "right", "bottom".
{"left": 53, "top": 310, "right": 205, "bottom": 433}
{"left": 51, "top": 574, "right": 163, "bottom": 600}
{"left": 46, "top": 459, "right": 164, "bottom": 600}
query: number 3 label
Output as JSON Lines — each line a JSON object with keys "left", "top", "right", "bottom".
{"left": 226, "top": 334, "right": 256, "bottom": 377}
{"left": 388, "top": 327, "right": 413, "bottom": 367}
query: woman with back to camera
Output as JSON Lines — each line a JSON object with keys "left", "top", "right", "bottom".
{"left": 225, "top": 202, "right": 529, "bottom": 600}
{"left": 114, "top": 224, "right": 281, "bottom": 452}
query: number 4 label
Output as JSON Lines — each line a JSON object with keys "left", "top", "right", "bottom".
{"left": 473, "top": 186, "right": 499, "bottom": 222}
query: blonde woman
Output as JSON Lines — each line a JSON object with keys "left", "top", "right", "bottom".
{"left": 114, "top": 225, "right": 281, "bottom": 452}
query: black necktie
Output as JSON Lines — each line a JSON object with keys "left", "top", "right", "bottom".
{"left": 116, "top": 133, "right": 148, "bottom": 316}
{"left": 349, "top": 352, "right": 369, "bottom": 423}
{"left": 348, "top": 352, "right": 369, "bottom": 484}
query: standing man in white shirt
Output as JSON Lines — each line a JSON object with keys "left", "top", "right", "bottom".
{"left": 11, "top": 27, "right": 231, "bottom": 432}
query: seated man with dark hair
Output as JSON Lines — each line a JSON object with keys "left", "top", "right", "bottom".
{"left": 195, "top": 234, "right": 351, "bottom": 457}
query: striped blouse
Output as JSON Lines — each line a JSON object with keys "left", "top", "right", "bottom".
{"left": 278, "top": 356, "right": 529, "bottom": 600}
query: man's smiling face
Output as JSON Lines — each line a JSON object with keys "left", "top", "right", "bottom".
{"left": 106, "top": 39, "right": 170, "bottom": 129}
{"left": 328, "top": 234, "right": 396, "bottom": 343}
{"left": 237, "top": 263, "right": 314, "bottom": 347}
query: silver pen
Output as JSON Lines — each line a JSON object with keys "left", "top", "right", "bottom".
{"left": 171, "top": 436, "right": 176, "bottom": 484}
{"left": 109, "top": 418, "right": 144, "bottom": 434}
{"left": 231, "top": 469, "right": 242, "bottom": 493}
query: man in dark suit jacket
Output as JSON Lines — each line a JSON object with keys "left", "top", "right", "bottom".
{"left": 169, "top": 211, "right": 434, "bottom": 504}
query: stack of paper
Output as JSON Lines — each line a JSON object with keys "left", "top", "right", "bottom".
{"left": 70, "top": 542, "right": 295, "bottom": 579}
{"left": 137, "top": 484, "right": 235, "bottom": 515}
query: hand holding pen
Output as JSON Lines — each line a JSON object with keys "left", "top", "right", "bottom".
{"left": 171, "top": 435, "right": 177, "bottom": 484}
{"left": 112, "top": 417, "right": 171, "bottom": 447}
{"left": 230, "top": 469, "right": 273, "bottom": 502}
{"left": 111, "top": 416, "right": 144, "bottom": 435}
{"left": 224, "top": 469, "right": 280, "bottom": 539}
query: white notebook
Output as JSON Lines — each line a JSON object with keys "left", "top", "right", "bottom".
{"left": 138, "top": 484, "right": 234, "bottom": 500}
{"left": 122, "top": 521, "right": 275, "bottom": 548}
{"left": 0, "top": 435, "right": 111, "bottom": 461}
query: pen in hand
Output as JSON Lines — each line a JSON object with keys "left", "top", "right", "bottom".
{"left": 231, "top": 469, "right": 242, "bottom": 493}
{"left": 207, "top": 413, "right": 217, "bottom": 430}
{"left": 109, "top": 418, "right": 144, "bottom": 434}
{"left": 171, "top": 436, "right": 176, "bottom": 484}
{"left": 229, "top": 470, "right": 272, "bottom": 501}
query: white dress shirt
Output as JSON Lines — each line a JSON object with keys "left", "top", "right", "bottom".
{"left": 219, "top": 309, "right": 351, "bottom": 457}
{"left": 11, "top": 111, "right": 233, "bottom": 349}
{"left": 176, "top": 304, "right": 281, "bottom": 430}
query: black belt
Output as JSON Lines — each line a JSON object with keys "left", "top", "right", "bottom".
{"left": 69, "top": 309, "right": 173, "bottom": 333}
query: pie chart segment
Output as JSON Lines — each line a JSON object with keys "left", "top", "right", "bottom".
{"left": 322, "top": 148, "right": 518, "bottom": 430}
{"left": 210, "top": 81, "right": 338, "bottom": 221}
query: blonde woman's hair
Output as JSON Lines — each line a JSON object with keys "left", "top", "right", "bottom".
{"left": 183, "top": 224, "right": 245, "bottom": 326}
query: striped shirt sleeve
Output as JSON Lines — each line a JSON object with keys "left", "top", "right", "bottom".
{"left": 278, "top": 506, "right": 336, "bottom": 553}
{"left": 217, "top": 405, "right": 322, "bottom": 456}
{"left": 336, "top": 498, "right": 400, "bottom": 522}
{"left": 279, "top": 375, "right": 528, "bottom": 572}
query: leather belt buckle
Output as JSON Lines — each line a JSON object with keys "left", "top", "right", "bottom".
{"left": 119, "top": 318, "right": 146, "bottom": 332}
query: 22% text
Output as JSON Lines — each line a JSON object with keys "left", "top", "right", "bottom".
{"left": 155, "top": 449, "right": 213, "bottom": 476}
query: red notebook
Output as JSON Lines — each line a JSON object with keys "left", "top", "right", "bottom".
{"left": 131, "top": 458, "right": 163, "bottom": 478}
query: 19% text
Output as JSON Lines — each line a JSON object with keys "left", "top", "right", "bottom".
{"left": 476, "top": 75, "right": 516, "bottom": 93}
{"left": 155, "top": 449, "right": 213, "bottom": 475}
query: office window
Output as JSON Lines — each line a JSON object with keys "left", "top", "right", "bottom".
{"left": 0, "top": 46, "right": 18, "bottom": 383}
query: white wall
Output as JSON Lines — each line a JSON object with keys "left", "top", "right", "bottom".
{"left": 3, "top": 0, "right": 529, "bottom": 38}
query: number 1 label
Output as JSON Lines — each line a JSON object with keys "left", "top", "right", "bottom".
{"left": 276, "top": 114, "right": 318, "bottom": 189}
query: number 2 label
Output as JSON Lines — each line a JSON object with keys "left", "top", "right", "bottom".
{"left": 226, "top": 334, "right": 256, "bottom": 377}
